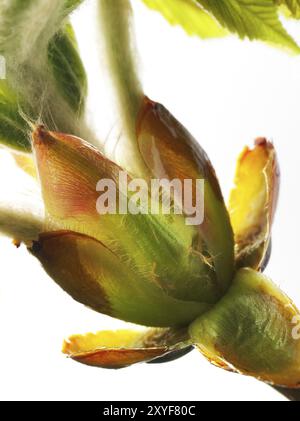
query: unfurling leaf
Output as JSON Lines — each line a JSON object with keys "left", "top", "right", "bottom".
{"left": 0, "top": 99, "right": 31, "bottom": 152}
{"left": 48, "top": 24, "right": 87, "bottom": 115}
{"left": 196, "top": 0, "right": 300, "bottom": 53}
{"left": 189, "top": 268, "right": 300, "bottom": 388}
{"left": 63, "top": 327, "right": 189, "bottom": 368}
{"left": 141, "top": 0, "right": 227, "bottom": 39}
{"left": 0, "top": 80, "right": 32, "bottom": 152}
{"left": 0, "top": 1, "right": 88, "bottom": 148}
{"left": 229, "top": 138, "right": 279, "bottom": 270}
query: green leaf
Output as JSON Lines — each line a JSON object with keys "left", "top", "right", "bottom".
{"left": 0, "top": 20, "right": 88, "bottom": 152}
{"left": 48, "top": 25, "right": 87, "bottom": 115}
{"left": 0, "top": 102, "right": 31, "bottom": 152}
{"left": 0, "top": 0, "right": 89, "bottom": 143}
{"left": 0, "top": 81, "right": 31, "bottom": 152}
{"left": 277, "top": 0, "right": 300, "bottom": 18}
{"left": 197, "top": 0, "right": 300, "bottom": 53}
{"left": 64, "top": 0, "right": 85, "bottom": 15}
{"left": 141, "top": 0, "right": 227, "bottom": 38}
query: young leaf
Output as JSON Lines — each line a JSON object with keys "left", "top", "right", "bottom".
{"left": 277, "top": 0, "right": 300, "bottom": 18}
{"left": 48, "top": 25, "right": 87, "bottom": 115}
{"left": 0, "top": 102, "right": 31, "bottom": 152}
{"left": 0, "top": 0, "right": 90, "bottom": 146}
{"left": 197, "top": 0, "right": 300, "bottom": 53}
{"left": 141, "top": 0, "right": 227, "bottom": 38}
{"left": 64, "top": 0, "right": 85, "bottom": 15}
{"left": 0, "top": 81, "right": 31, "bottom": 152}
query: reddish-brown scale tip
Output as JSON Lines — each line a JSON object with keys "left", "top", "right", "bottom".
{"left": 143, "top": 95, "right": 156, "bottom": 109}
{"left": 12, "top": 239, "right": 21, "bottom": 248}
{"left": 32, "top": 125, "right": 52, "bottom": 146}
{"left": 255, "top": 137, "right": 268, "bottom": 147}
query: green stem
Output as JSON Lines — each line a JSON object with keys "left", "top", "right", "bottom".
{"left": 98, "top": 0, "right": 147, "bottom": 177}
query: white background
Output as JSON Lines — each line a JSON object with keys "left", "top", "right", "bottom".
{"left": 1, "top": 0, "right": 300, "bottom": 401}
